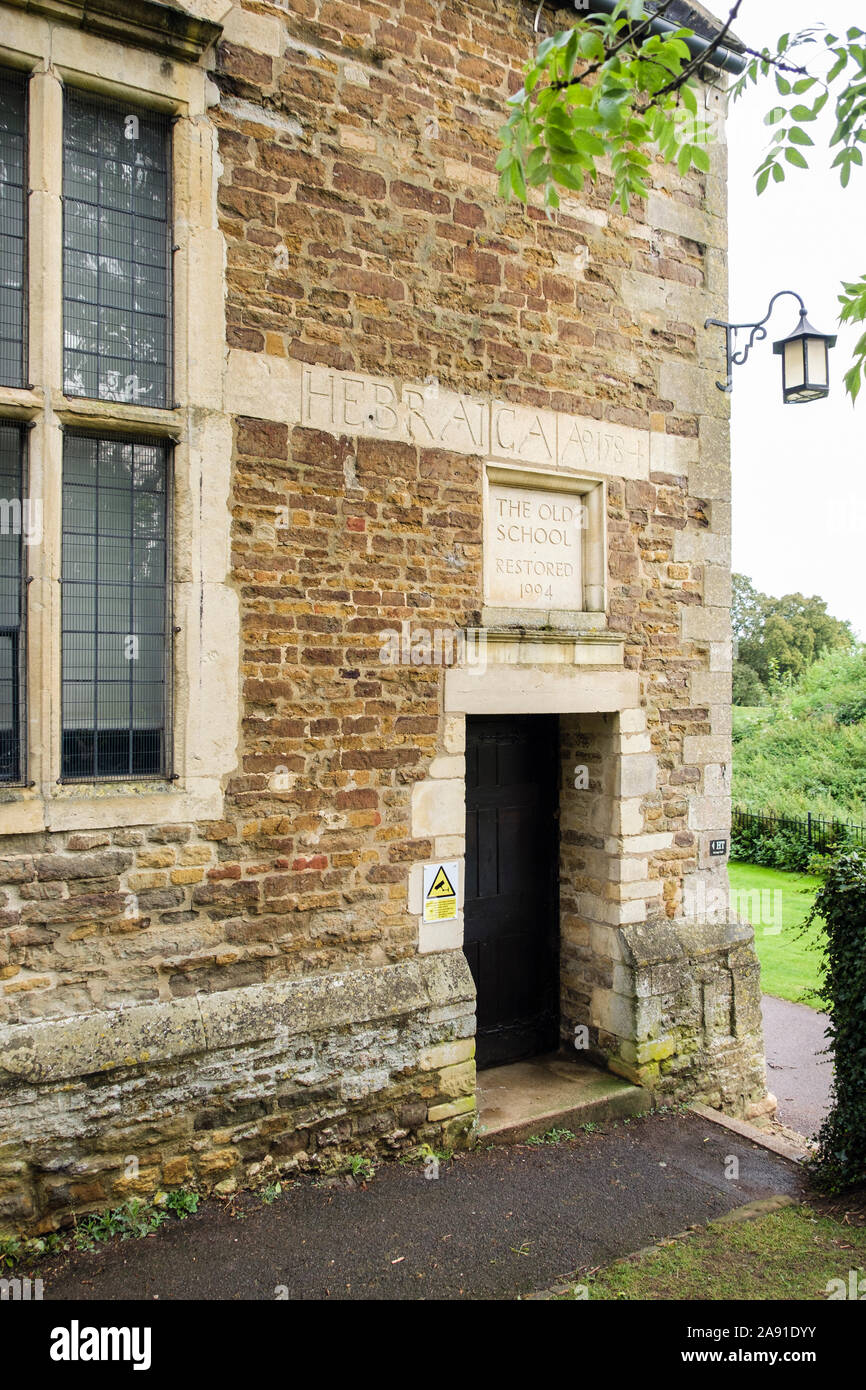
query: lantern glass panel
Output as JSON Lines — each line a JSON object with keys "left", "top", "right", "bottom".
{"left": 784, "top": 340, "right": 805, "bottom": 390}
{"left": 806, "top": 336, "right": 828, "bottom": 387}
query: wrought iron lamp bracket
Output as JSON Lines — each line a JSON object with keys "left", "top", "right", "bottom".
{"left": 705, "top": 290, "right": 808, "bottom": 394}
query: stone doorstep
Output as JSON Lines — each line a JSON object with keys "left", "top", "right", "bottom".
{"left": 475, "top": 1051, "right": 651, "bottom": 1145}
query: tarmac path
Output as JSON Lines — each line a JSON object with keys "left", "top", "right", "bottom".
{"left": 42, "top": 1110, "right": 803, "bottom": 1301}
{"left": 761, "top": 994, "right": 832, "bottom": 1140}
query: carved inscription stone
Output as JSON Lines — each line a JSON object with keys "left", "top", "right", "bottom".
{"left": 486, "top": 480, "right": 583, "bottom": 611}
{"left": 274, "top": 361, "right": 652, "bottom": 479}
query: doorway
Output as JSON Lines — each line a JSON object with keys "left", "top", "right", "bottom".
{"left": 463, "top": 715, "right": 560, "bottom": 1069}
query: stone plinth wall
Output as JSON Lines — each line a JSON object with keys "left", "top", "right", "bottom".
{"left": 599, "top": 919, "right": 767, "bottom": 1118}
{"left": 0, "top": 955, "right": 476, "bottom": 1232}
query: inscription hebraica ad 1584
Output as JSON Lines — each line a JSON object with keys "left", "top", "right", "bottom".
{"left": 299, "top": 364, "right": 651, "bottom": 477}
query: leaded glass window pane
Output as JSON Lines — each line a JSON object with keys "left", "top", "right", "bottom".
{"left": 63, "top": 92, "right": 172, "bottom": 407}
{"left": 61, "top": 434, "right": 170, "bottom": 780}
{"left": 0, "top": 70, "right": 27, "bottom": 389}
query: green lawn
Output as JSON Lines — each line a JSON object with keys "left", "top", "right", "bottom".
{"left": 727, "top": 862, "right": 824, "bottom": 1007}
{"left": 559, "top": 1204, "right": 866, "bottom": 1300}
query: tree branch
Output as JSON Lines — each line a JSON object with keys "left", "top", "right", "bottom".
{"left": 650, "top": 0, "right": 744, "bottom": 101}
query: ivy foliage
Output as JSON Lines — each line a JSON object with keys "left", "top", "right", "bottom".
{"left": 803, "top": 854, "right": 866, "bottom": 1192}
{"left": 498, "top": 3, "right": 866, "bottom": 399}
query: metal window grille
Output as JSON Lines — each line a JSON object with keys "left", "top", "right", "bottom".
{"left": 0, "top": 69, "right": 28, "bottom": 389}
{"left": 62, "top": 90, "right": 172, "bottom": 408}
{"left": 61, "top": 433, "right": 172, "bottom": 781}
{"left": 0, "top": 421, "right": 27, "bottom": 783}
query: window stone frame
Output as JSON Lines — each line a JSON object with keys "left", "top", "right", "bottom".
{"left": 0, "top": 9, "right": 238, "bottom": 835}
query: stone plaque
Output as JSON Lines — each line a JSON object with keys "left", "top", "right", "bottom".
{"left": 486, "top": 480, "right": 582, "bottom": 611}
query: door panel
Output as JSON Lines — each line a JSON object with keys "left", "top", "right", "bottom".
{"left": 464, "top": 715, "right": 559, "bottom": 1069}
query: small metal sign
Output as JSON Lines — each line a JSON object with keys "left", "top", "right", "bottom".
{"left": 709, "top": 839, "right": 728, "bottom": 857}
{"left": 422, "top": 860, "right": 458, "bottom": 923}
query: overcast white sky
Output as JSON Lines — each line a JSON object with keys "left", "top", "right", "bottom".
{"left": 725, "top": 0, "right": 866, "bottom": 636}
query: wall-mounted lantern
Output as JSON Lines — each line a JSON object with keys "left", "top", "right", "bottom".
{"left": 705, "top": 291, "right": 837, "bottom": 402}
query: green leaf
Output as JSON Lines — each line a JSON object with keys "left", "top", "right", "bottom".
{"left": 573, "top": 131, "right": 607, "bottom": 158}
{"left": 844, "top": 361, "right": 862, "bottom": 402}
{"left": 772, "top": 163, "right": 785, "bottom": 182}
{"left": 682, "top": 85, "right": 698, "bottom": 116}
{"left": 757, "top": 167, "right": 771, "bottom": 194}
{"left": 788, "top": 127, "right": 815, "bottom": 146}
{"left": 550, "top": 163, "right": 585, "bottom": 191}
{"left": 677, "top": 143, "right": 692, "bottom": 176}
{"left": 578, "top": 31, "right": 604, "bottom": 61}
{"left": 764, "top": 107, "right": 787, "bottom": 125}
{"left": 562, "top": 32, "right": 579, "bottom": 80}
{"left": 569, "top": 106, "right": 605, "bottom": 128}
{"left": 784, "top": 146, "right": 809, "bottom": 168}
{"left": 510, "top": 160, "right": 527, "bottom": 200}
{"left": 525, "top": 146, "right": 548, "bottom": 178}
{"left": 547, "top": 104, "right": 576, "bottom": 130}
{"left": 790, "top": 104, "right": 818, "bottom": 121}
{"left": 691, "top": 145, "right": 710, "bottom": 173}
{"left": 598, "top": 96, "right": 628, "bottom": 129}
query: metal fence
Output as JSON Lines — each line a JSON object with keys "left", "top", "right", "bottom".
{"left": 732, "top": 806, "right": 866, "bottom": 855}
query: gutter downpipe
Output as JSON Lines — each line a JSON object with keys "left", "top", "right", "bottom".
{"left": 574, "top": 1, "right": 747, "bottom": 75}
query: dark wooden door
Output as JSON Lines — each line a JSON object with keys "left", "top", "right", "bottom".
{"left": 464, "top": 715, "right": 559, "bottom": 1070}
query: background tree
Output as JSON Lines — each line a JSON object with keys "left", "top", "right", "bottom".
{"left": 731, "top": 572, "right": 854, "bottom": 697}
{"left": 498, "top": 0, "right": 866, "bottom": 396}
{"left": 731, "top": 658, "right": 765, "bottom": 705}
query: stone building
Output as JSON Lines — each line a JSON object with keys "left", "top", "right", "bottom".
{"left": 0, "top": 0, "right": 769, "bottom": 1233}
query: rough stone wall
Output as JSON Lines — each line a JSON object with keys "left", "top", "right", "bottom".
{"left": 0, "top": 0, "right": 767, "bottom": 1232}
{"left": 215, "top": 0, "right": 713, "bottom": 418}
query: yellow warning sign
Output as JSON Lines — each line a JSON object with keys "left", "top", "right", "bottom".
{"left": 426, "top": 865, "right": 456, "bottom": 899}
{"left": 425, "top": 898, "right": 456, "bottom": 921}
{"left": 422, "top": 860, "right": 459, "bottom": 923}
